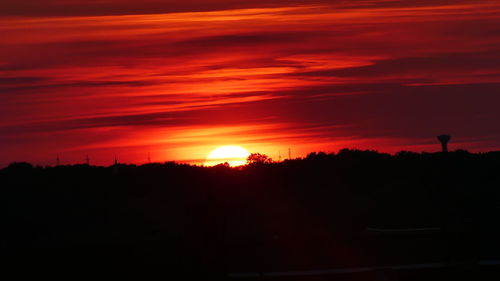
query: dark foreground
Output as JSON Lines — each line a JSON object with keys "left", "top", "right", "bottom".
{"left": 2, "top": 149, "right": 500, "bottom": 280}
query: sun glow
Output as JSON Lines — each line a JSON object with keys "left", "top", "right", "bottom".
{"left": 205, "top": 146, "right": 250, "bottom": 166}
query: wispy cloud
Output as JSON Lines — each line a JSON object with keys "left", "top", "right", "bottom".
{"left": 1, "top": 0, "right": 500, "bottom": 166}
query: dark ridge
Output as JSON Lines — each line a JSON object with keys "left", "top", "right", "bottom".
{"left": 2, "top": 149, "right": 500, "bottom": 280}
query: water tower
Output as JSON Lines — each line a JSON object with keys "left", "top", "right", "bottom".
{"left": 437, "top": 134, "right": 451, "bottom": 153}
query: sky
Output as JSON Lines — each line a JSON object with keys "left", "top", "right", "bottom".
{"left": 1, "top": 0, "right": 500, "bottom": 166}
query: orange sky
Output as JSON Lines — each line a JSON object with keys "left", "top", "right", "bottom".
{"left": 1, "top": 0, "right": 500, "bottom": 166}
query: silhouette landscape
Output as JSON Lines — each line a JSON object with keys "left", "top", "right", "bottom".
{"left": 2, "top": 0, "right": 500, "bottom": 280}
{"left": 3, "top": 144, "right": 500, "bottom": 280}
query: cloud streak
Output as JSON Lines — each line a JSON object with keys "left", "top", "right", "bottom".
{"left": 1, "top": 0, "right": 500, "bottom": 166}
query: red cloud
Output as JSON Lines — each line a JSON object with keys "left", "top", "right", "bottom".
{"left": 1, "top": 1, "right": 500, "bottom": 166}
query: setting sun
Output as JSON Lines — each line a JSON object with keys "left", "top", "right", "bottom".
{"left": 205, "top": 146, "right": 250, "bottom": 167}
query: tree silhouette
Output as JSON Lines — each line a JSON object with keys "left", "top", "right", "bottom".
{"left": 246, "top": 153, "right": 273, "bottom": 165}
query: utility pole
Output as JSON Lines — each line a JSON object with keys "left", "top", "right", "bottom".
{"left": 113, "top": 155, "right": 119, "bottom": 174}
{"left": 56, "top": 155, "right": 60, "bottom": 166}
{"left": 288, "top": 148, "right": 291, "bottom": 160}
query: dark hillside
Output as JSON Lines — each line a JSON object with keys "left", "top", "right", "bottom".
{"left": 2, "top": 150, "right": 500, "bottom": 280}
